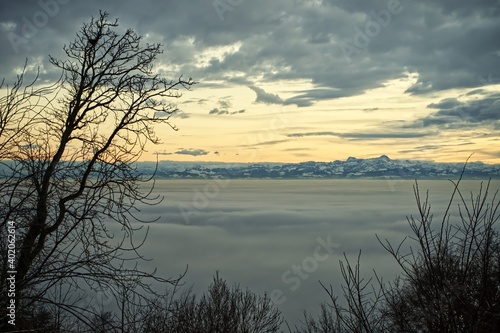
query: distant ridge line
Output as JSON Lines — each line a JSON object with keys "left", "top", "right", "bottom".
{"left": 132, "top": 156, "right": 500, "bottom": 179}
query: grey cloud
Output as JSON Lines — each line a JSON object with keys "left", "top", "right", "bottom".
{"left": 283, "top": 88, "right": 359, "bottom": 107}
{"left": 218, "top": 98, "right": 232, "bottom": 109}
{"left": 208, "top": 108, "right": 245, "bottom": 115}
{"left": 1, "top": 0, "right": 499, "bottom": 106}
{"left": 175, "top": 148, "right": 210, "bottom": 156}
{"left": 209, "top": 97, "right": 244, "bottom": 115}
{"left": 283, "top": 96, "right": 314, "bottom": 108}
{"left": 409, "top": 93, "right": 500, "bottom": 129}
{"left": 287, "top": 131, "right": 433, "bottom": 140}
{"left": 283, "top": 147, "right": 313, "bottom": 152}
{"left": 465, "top": 89, "right": 488, "bottom": 96}
{"left": 287, "top": 131, "right": 338, "bottom": 138}
{"left": 243, "top": 139, "right": 290, "bottom": 147}
{"left": 248, "top": 85, "right": 284, "bottom": 105}
{"left": 155, "top": 148, "right": 210, "bottom": 156}
{"left": 399, "top": 142, "right": 475, "bottom": 154}
{"left": 343, "top": 132, "right": 434, "bottom": 140}
{"left": 427, "top": 98, "right": 461, "bottom": 110}
{"left": 155, "top": 110, "right": 189, "bottom": 119}
{"left": 415, "top": 145, "right": 440, "bottom": 150}
{"left": 209, "top": 108, "right": 229, "bottom": 115}
{"left": 231, "top": 109, "right": 246, "bottom": 114}
{"left": 175, "top": 112, "right": 190, "bottom": 119}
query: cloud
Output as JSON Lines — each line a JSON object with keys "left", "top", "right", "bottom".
{"left": 208, "top": 97, "right": 245, "bottom": 115}
{"left": 427, "top": 98, "right": 462, "bottom": 110}
{"left": 132, "top": 179, "right": 428, "bottom": 326}
{"left": 284, "top": 88, "right": 356, "bottom": 107}
{"left": 209, "top": 107, "right": 245, "bottom": 115}
{"left": 398, "top": 142, "right": 475, "bottom": 154}
{"left": 287, "top": 131, "right": 338, "bottom": 138}
{"left": 408, "top": 92, "right": 500, "bottom": 129}
{"left": 248, "top": 85, "right": 284, "bottom": 105}
{"left": 155, "top": 148, "right": 210, "bottom": 156}
{"left": 154, "top": 110, "right": 190, "bottom": 119}
{"left": 174, "top": 148, "right": 210, "bottom": 156}
{"left": 1, "top": 0, "right": 499, "bottom": 103}
{"left": 218, "top": 98, "right": 232, "bottom": 109}
{"left": 231, "top": 109, "right": 246, "bottom": 115}
{"left": 209, "top": 108, "right": 229, "bottom": 115}
{"left": 287, "top": 131, "right": 433, "bottom": 140}
{"left": 243, "top": 139, "right": 290, "bottom": 147}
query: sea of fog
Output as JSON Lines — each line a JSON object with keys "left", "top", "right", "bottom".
{"left": 118, "top": 178, "right": 499, "bottom": 328}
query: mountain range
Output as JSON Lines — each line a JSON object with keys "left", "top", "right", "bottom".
{"left": 134, "top": 155, "right": 500, "bottom": 179}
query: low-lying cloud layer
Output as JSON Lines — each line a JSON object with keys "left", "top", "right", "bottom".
{"left": 125, "top": 179, "right": 499, "bottom": 327}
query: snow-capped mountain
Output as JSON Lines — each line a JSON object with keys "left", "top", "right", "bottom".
{"left": 134, "top": 156, "right": 500, "bottom": 179}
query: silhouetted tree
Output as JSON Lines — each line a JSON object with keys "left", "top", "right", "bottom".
{"left": 140, "top": 272, "right": 283, "bottom": 333}
{"left": 0, "top": 11, "right": 193, "bottom": 331}
{"left": 381, "top": 178, "right": 500, "bottom": 332}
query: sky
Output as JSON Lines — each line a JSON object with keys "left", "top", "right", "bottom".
{"left": 1, "top": 0, "right": 499, "bottom": 163}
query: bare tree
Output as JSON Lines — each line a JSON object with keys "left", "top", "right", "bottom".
{"left": 139, "top": 272, "right": 283, "bottom": 333}
{"left": 381, "top": 176, "right": 500, "bottom": 332}
{"left": 293, "top": 252, "right": 388, "bottom": 333}
{"left": 0, "top": 11, "right": 194, "bottom": 331}
{"left": 295, "top": 164, "right": 500, "bottom": 333}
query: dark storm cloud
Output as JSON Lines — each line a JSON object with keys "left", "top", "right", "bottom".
{"left": 408, "top": 92, "right": 500, "bottom": 129}
{"left": 1, "top": 0, "right": 499, "bottom": 105}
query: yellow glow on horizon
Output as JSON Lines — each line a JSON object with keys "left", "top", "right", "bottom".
{"left": 138, "top": 77, "right": 500, "bottom": 164}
